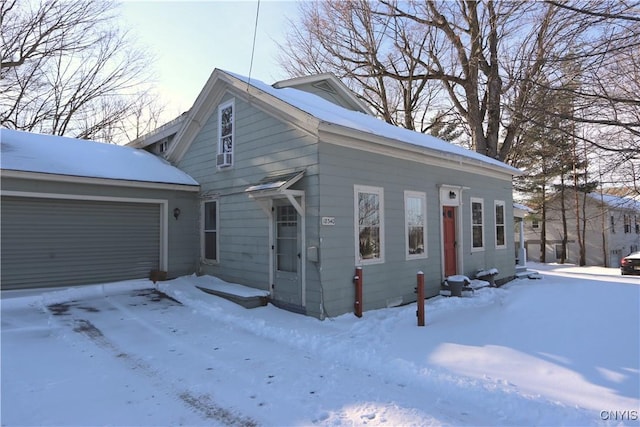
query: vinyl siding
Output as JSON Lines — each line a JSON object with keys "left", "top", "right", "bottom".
{"left": 177, "top": 92, "right": 322, "bottom": 316}
{"left": 173, "top": 88, "right": 516, "bottom": 318}
{"left": 317, "top": 142, "right": 515, "bottom": 316}
{"left": 524, "top": 192, "right": 640, "bottom": 267}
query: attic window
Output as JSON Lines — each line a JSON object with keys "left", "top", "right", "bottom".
{"left": 217, "top": 99, "right": 234, "bottom": 169}
{"left": 159, "top": 140, "right": 168, "bottom": 153}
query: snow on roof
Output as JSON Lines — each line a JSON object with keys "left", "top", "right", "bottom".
{"left": 0, "top": 128, "right": 198, "bottom": 186}
{"left": 590, "top": 192, "right": 640, "bottom": 211}
{"left": 128, "top": 111, "right": 188, "bottom": 149}
{"left": 513, "top": 202, "right": 534, "bottom": 213}
{"left": 245, "top": 170, "right": 305, "bottom": 193}
{"left": 227, "top": 70, "right": 521, "bottom": 175}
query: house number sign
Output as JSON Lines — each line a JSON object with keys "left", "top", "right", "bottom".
{"left": 321, "top": 217, "right": 336, "bottom": 226}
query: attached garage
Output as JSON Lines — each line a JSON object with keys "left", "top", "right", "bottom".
{"left": 1, "top": 195, "right": 164, "bottom": 289}
{"left": 1, "top": 129, "right": 199, "bottom": 291}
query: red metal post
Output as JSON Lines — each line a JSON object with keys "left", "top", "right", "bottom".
{"left": 416, "top": 271, "right": 425, "bottom": 326}
{"left": 354, "top": 266, "right": 363, "bottom": 318}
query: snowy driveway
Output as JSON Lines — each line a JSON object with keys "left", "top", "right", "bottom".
{"left": 3, "top": 285, "right": 463, "bottom": 426}
{"left": 2, "top": 267, "right": 639, "bottom": 426}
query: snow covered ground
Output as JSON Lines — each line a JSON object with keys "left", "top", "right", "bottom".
{"left": 2, "top": 263, "right": 638, "bottom": 426}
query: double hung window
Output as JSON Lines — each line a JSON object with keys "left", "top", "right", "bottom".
{"left": 355, "top": 185, "right": 384, "bottom": 264}
{"left": 495, "top": 201, "right": 506, "bottom": 248}
{"left": 203, "top": 201, "right": 218, "bottom": 261}
{"left": 471, "top": 198, "right": 484, "bottom": 250}
{"left": 404, "top": 191, "right": 427, "bottom": 259}
{"left": 217, "top": 100, "right": 234, "bottom": 168}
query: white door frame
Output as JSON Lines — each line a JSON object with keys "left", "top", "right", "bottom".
{"left": 438, "top": 185, "right": 466, "bottom": 279}
{"left": 253, "top": 190, "right": 306, "bottom": 307}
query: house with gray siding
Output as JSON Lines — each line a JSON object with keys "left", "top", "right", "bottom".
{"left": 132, "top": 69, "right": 521, "bottom": 319}
{"left": 523, "top": 190, "right": 640, "bottom": 267}
{"left": 0, "top": 129, "right": 200, "bottom": 290}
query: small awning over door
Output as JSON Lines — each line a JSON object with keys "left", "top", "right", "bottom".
{"left": 245, "top": 170, "right": 305, "bottom": 197}
{"left": 245, "top": 170, "right": 305, "bottom": 216}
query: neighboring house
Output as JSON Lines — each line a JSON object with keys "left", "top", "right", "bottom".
{"left": 132, "top": 69, "right": 522, "bottom": 318}
{"left": 523, "top": 190, "right": 640, "bottom": 267}
{"left": 0, "top": 129, "right": 200, "bottom": 290}
{"left": 513, "top": 202, "right": 534, "bottom": 271}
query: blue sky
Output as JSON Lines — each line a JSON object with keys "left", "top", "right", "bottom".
{"left": 119, "top": 0, "right": 300, "bottom": 117}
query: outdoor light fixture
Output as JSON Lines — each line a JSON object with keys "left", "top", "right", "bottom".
{"left": 173, "top": 207, "right": 181, "bottom": 220}
{"left": 449, "top": 191, "right": 457, "bottom": 199}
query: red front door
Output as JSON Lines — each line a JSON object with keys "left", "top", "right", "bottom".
{"left": 443, "top": 206, "right": 457, "bottom": 277}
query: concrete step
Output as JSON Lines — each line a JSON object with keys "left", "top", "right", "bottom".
{"left": 196, "top": 286, "right": 268, "bottom": 309}
{"left": 515, "top": 270, "right": 542, "bottom": 280}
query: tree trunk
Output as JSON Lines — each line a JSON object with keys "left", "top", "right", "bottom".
{"left": 560, "top": 175, "right": 568, "bottom": 264}
{"left": 600, "top": 190, "right": 608, "bottom": 267}
{"left": 540, "top": 183, "right": 547, "bottom": 263}
{"left": 580, "top": 190, "right": 588, "bottom": 265}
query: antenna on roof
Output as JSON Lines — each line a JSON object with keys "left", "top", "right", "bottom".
{"left": 247, "top": 0, "right": 261, "bottom": 91}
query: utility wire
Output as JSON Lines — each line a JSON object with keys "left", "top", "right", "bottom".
{"left": 247, "top": 0, "right": 261, "bottom": 90}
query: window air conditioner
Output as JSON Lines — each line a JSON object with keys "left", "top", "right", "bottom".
{"left": 217, "top": 153, "right": 232, "bottom": 167}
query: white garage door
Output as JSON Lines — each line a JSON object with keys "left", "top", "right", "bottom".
{"left": 1, "top": 196, "right": 162, "bottom": 290}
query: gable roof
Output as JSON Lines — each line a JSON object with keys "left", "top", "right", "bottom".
{"left": 0, "top": 128, "right": 198, "bottom": 187}
{"left": 128, "top": 112, "right": 188, "bottom": 149}
{"left": 273, "top": 73, "right": 373, "bottom": 115}
{"left": 589, "top": 192, "right": 640, "bottom": 212}
{"left": 166, "top": 68, "right": 521, "bottom": 177}
{"left": 513, "top": 202, "right": 534, "bottom": 219}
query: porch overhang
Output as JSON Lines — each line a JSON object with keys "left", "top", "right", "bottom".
{"left": 244, "top": 169, "right": 307, "bottom": 310}
{"left": 245, "top": 170, "right": 305, "bottom": 216}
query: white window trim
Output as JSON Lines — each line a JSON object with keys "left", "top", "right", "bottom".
{"left": 201, "top": 199, "right": 219, "bottom": 264}
{"left": 404, "top": 190, "right": 427, "bottom": 260}
{"left": 217, "top": 99, "right": 235, "bottom": 170}
{"left": 494, "top": 200, "right": 506, "bottom": 249}
{"left": 158, "top": 140, "right": 168, "bottom": 153}
{"left": 471, "top": 197, "right": 485, "bottom": 252}
{"left": 354, "top": 185, "right": 385, "bottom": 265}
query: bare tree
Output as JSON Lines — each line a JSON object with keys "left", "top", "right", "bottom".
{"left": 1, "top": 0, "right": 158, "bottom": 144}
{"left": 279, "top": 0, "right": 640, "bottom": 165}
{"left": 277, "top": 0, "right": 446, "bottom": 133}
{"left": 540, "top": 1, "right": 640, "bottom": 174}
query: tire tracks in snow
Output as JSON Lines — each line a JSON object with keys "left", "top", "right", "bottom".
{"left": 45, "top": 292, "right": 258, "bottom": 427}
{"left": 161, "top": 286, "right": 597, "bottom": 426}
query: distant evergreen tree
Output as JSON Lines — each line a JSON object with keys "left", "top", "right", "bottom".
{"left": 428, "top": 111, "right": 464, "bottom": 143}
{"left": 514, "top": 75, "right": 568, "bottom": 263}
{"left": 517, "top": 59, "right": 600, "bottom": 265}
